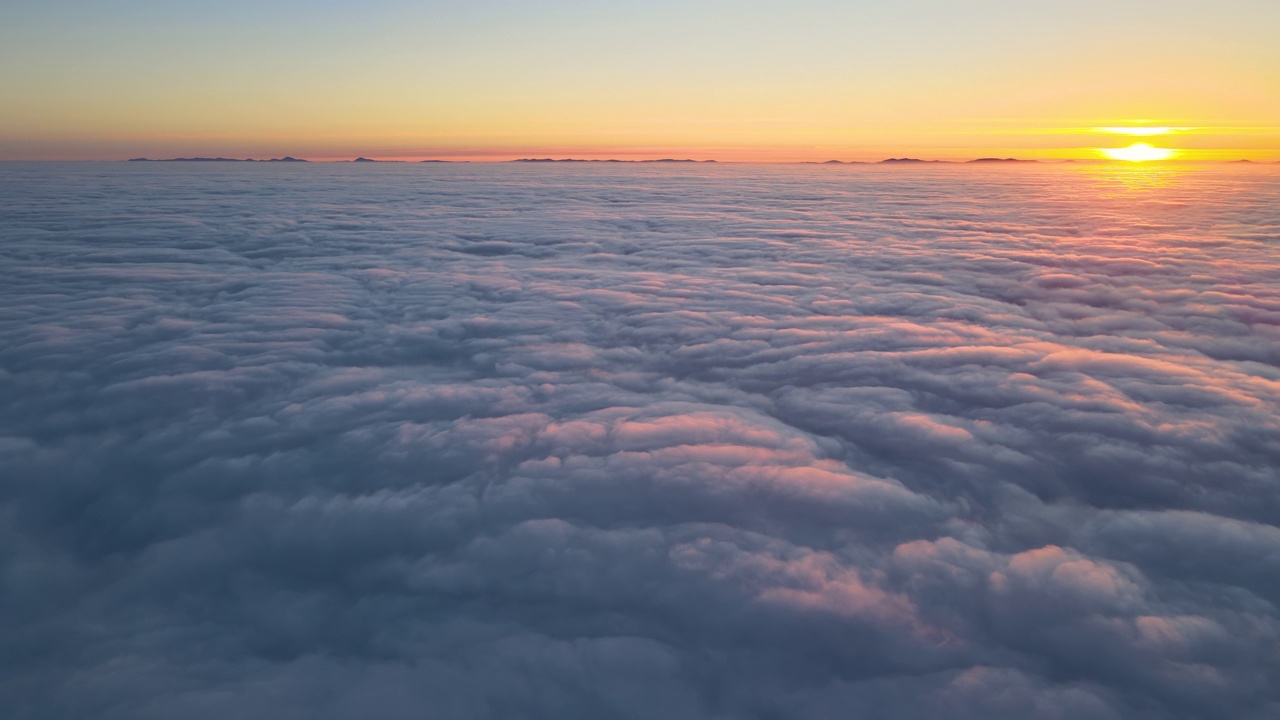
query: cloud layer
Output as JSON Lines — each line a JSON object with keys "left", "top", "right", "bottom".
{"left": 2, "top": 162, "right": 1279, "bottom": 719}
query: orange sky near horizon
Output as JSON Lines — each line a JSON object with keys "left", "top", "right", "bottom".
{"left": 2, "top": 1, "right": 1278, "bottom": 163}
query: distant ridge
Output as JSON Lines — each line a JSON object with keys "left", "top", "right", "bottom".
{"left": 128, "top": 156, "right": 308, "bottom": 162}
{"left": 113, "top": 155, "right": 1235, "bottom": 165}
{"left": 511, "top": 158, "right": 717, "bottom": 164}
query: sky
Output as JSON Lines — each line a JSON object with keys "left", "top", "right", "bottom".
{"left": 2, "top": 0, "right": 1279, "bottom": 161}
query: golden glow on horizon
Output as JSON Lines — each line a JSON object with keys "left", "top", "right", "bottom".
{"left": 1102, "top": 143, "right": 1176, "bottom": 162}
{"left": 1095, "top": 127, "right": 1187, "bottom": 136}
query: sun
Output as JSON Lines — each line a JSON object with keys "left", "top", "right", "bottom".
{"left": 1102, "top": 143, "right": 1176, "bottom": 162}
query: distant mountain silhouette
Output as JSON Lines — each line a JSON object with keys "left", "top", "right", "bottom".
{"left": 119, "top": 155, "right": 1212, "bottom": 166}
{"left": 129, "top": 157, "right": 246, "bottom": 162}
{"left": 128, "top": 157, "right": 308, "bottom": 162}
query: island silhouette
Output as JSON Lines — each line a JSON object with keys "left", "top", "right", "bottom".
{"left": 128, "top": 157, "right": 307, "bottom": 162}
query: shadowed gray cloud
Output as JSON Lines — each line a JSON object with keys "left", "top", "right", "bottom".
{"left": 1, "top": 162, "right": 1278, "bottom": 719}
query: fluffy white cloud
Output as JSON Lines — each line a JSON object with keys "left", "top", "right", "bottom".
{"left": 1, "top": 163, "right": 1278, "bottom": 719}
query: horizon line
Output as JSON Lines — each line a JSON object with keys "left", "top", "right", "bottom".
{"left": 8, "top": 156, "right": 1279, "bottom": 165}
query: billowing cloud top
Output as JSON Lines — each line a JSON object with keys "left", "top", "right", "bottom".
{"left": 2, "top": 162, "right": 1278, "bottom": 719}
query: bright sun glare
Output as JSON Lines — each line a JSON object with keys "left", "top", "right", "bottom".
{"left": 1102, "top": 143, "right": 1176, "bottom": 162}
